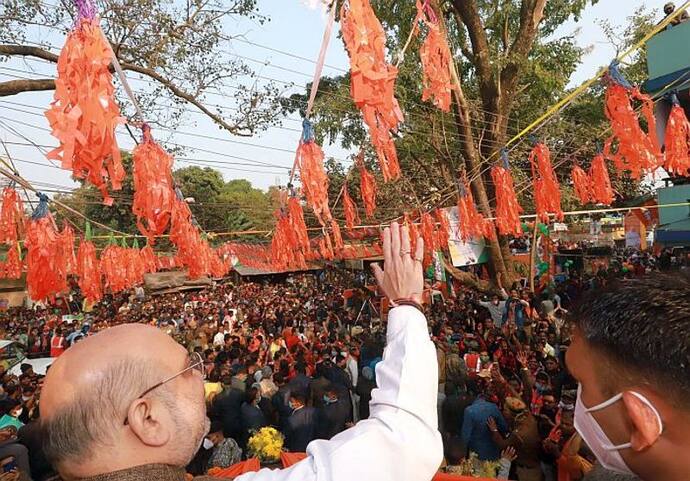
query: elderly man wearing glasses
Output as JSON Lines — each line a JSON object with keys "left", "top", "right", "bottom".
{"left": 39, "top": 222, "right": 442, "bottom": 481}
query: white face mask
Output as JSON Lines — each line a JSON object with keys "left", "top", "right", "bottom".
{"left": 202, "top": 438, "right": 214, "bottom": 450}
{"left": 574, "top": 385, "right": 663, "bottom": 476}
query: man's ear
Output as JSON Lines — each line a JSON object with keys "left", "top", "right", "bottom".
{"left": 126, "top": 398, "right": 171, "bottom": 447}
{"left": 622, "top": 391, "right": 663, "bottom": 452}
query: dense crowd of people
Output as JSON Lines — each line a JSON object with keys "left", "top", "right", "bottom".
{"left": 0, "top": 244, "right": 683, "bottom": 481}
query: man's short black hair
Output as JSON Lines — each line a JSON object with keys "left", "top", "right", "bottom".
{"left": 574, "top": 273, "right": 690, "bottom": 408}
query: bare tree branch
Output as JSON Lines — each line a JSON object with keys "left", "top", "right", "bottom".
{"left": 0, "top": 78, "right": 55, "bottom": 96}
{"left": 0, "top": 43, "right": 255, "bottom": 136}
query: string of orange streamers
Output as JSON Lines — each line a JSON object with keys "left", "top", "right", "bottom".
{"left": 25, "top": 212, "right": 68, "bottom": 301}
{"left": 140, "top": 244, "right": 158, "bottom": 274}
{"left": 358, "top": 155, "right": 378, "bottom": 218}
{"left": 132, "top": 126, "right": 176, "bottom": 242}
{"left": 169, "top": 199, "right": 218, "bottom": 279}
{"left": 297, "top": 123, "right": 332, "bottom": 225}
{"left": 456, "top": 180, "right": 494, "bottom": 241}
{"left": 571, "top": 165, "right": 592, "bottom": 205}
{"left": 416, "top": 0, "right": 453, "bottom": 112}
{"left": 342, "top": 183, "right": 361, "bottom": 231}
{"left": 0, "top": 187, "right": 25, "bottom": 245}
{"left": 287, "top": 196, "right": 311, "bottom": 254}
{"left": 77, "top": 240, "right": 102, "bottom": 303}
{"left": 530, "top": 142, "right": 563, "bottom": 223}
{"left": 59, "top": 223, "right": 77, "bottom": 276}
{"left": 663, "top": 97, "right": 690, "bottom": 177}
{"left": 45, "top": 17, "right": 125, "bottom": 206}
{"left": 341, "top": 0, "right": 403, "bottom": 181}
{"left": 603, "top": 71, "right": 661, "bottom": 179}
{"left": 0, "top": 244, "right": 22, "bottom": 280}
{"left": 589, "top": 153, "right": 615, "bottom": 205}
{"left": 271, "top": 210, "right": 306, "bottom": 271}
{"left": 491, "top": 152, "right": 523, "bottom": 237}
{"left": 434, "top": 209, "right": 451, "bottom": 248}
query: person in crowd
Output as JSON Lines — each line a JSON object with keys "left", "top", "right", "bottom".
{"left": 284, "top": 391, "right": 317, "bottom": 453}
{"left": 461, "top": 384, "right": 509, "bottom": 461}
{"left": 567, "top": 274, "right": 690, "bottom": 481}
{"left": 37, "top": 222, "right": 443, "bottom": 481}
{"left": 205, "top": 422, "right": 242, "bottom": 471}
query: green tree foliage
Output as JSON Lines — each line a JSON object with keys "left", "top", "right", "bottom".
{"left": 55, "top": 160, "right": 278, "bottom": 243}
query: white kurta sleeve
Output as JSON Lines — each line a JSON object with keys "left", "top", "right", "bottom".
{"left": 233, "top": 305, "right": 443, "bottom": 481}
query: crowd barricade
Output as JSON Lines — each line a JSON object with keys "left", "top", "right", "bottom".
{"left": 212, "top": 452, "right": 499, "bottom": 480}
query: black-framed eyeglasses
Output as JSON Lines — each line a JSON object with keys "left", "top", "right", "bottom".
{"left": 123, "top": 351, "right": 205, "bottom": 425}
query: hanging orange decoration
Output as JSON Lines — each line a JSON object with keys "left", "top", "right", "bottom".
{"left": 271, "top": 210, "right": 306, "bottom": 271}
{"left": 416, "top": 0, "right": 453, "bottom": 112}
{"left": 59, "top": 223, "right": 77, "bottom": 276}
{"left": 0, "top": 187, "right": 25, "bottom": 245}
{"left": 140, "top": 244, "right": 158, "bottom": 274}
{"left": 530, "top": 142, "right": 563, "bottom": 223}
{"left": 603, "top": 62, "right": 661, "bottom": 179}
{"left": 330, "top": 219, "right": 344, "bottom": 252}
{"left": 169, "top": 198, "right": 213, "bottom": 279}
{"left": 571, "top": 165, "right": 592, "bottom": 205}
{"left": 297, "top": 120, "right": 332, "bottom": 225}
{"left": 403, "top": 213, "right": 419, "bottom": 252}
{"left": 357, "top": 154, "right": 378, "bottom": 218}
{"left": 45, "top": 11, "right": 125, "bottom": 206}
{"left": 663, "top": 94, "right": 690, "bottom": 177}
{"left": 76, "top": 240, "right": 102, "bottom": 303}
{"left": 287, "top": 196, "right": 310, "bottom": 254}
{"left": 1, "top": 244, "right": 22, "bottom": 280}
{"left": 491, "top": 151, "right": 523, "bottom": 237}
{"left": 132, "top": 125, "right": 177, "bottom": 242}
{"left": 434, "top": 209, "right": 451, "bottom": 249}
{"left": 25, "top": 195, "right": 68, "bottom": 301}
{"left": 342, "top": 183, "right": 361, "bottom": 231}
{"left": 589, "top": 153, "right": 615, "bottom": 206}
{"left": 419, "top": 211, "right": 437, "bottom": 266}
{"left": 341, "top": 0, "right": 403, "bottom": 181}
{"left": 100, "top": 245, "right": 130, "bottom": 293}
{"left": 456, "top": 180, "right": 491, "bottom": 241}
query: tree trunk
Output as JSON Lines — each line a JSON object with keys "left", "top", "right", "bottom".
{"left": 430, "top": 0, "right": 509, "bottom": 284}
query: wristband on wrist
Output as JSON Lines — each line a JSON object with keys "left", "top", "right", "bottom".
{"left": 392, "top": 299, "right": 424, "bottom": 313}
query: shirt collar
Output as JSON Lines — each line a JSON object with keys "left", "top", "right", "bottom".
{"left": 77, "top": 464, "right": 186, "bottom": 481}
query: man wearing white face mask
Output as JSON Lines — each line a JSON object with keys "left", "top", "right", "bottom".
{"left": 567, "top": 273, "right": 690, "bottom": 481}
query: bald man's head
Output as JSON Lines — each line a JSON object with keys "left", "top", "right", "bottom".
{"left": 41, "top": 324, "right": 208, "bottom": 479}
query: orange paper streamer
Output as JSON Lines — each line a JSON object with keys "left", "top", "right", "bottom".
{"left": 45, "top": 17, "right": 125, "bottom": 205}
{"left": 589, "top": 153, "right": 615, "bottom": 206}
{"left": 0, "top": 188, "right": 25, "bottom": 245}
{"left": 417, "top": 1, "right": 452, "bottom": 112}
{"left": 342, "top": 183, "right": 361, "bottom": 231}
{"left": 491, "top": 162, "right": 523, "bottom": 238}
{"left": 571, "top": 165, "right": 592, "bottom": 205}
{"left": 1, "top": 244, "right": 22, "bottom": 280}
{"left": 287, "top": 197, "right": 311, "bottom": 253}
{"left": 434, "top": 208, "right": 451, "bottom": 249}
{"left": 297, "top": 139, "right": 332, "bottom": 225}
{"left": 457, "top": 180, "right": 494, "bottom": 241}
{"left": 663, "top": 102, "right": 690, "bottom": 177}
{"left": 132, "top": 126, "right": 176, "bottom": 242}
{"left": 330, "top": 219, "right": 344, "bottom": 252}
{"left": 530, "top": 143, "right": 563, "bottom": 223}
{"left": 358, "top": 157, "right": 378, "bottom": 218}
{"left": 341, "top": 0, "right": 403, "bottom": 181}
{"left": 76, "top": 240, "right": 102, "bottom": 304}
{"left": 604, "top": 83, "right": 661, "bottom": 179}
{"left": 25, "top": 214, "right": 68, "bottom": 301}
{"left": 140, "top": 244, "right": 158, "bottom": 274}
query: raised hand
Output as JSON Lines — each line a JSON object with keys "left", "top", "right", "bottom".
{"left": 372, "top": 222, "right": 424, "bottom": 305}
{"left": 487, "top": 416, "right": 498, "bottom": 432}
{"left": 501, "top": 446, "right": 517, "bottom": 462}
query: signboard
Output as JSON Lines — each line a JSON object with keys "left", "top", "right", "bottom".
{"left": 445, "top": 207, "right": 489, "bottom": 266}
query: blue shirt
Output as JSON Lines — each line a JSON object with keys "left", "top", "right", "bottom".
{"left": 460, "top": 398, "right": 508, "bottom": 461}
